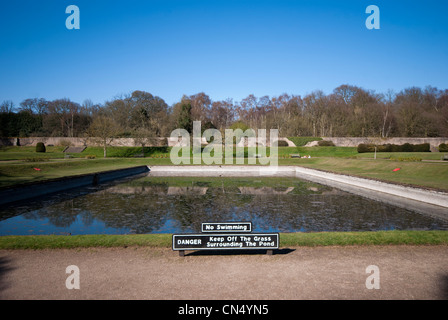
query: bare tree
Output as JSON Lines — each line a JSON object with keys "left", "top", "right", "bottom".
{"left": 19, "top": 98, "right": 48, "bottom": 115}
{"left": 86, "top": 116, "right": 120, "bottom": 158}
{"left": 189, "top": 92, "right": 212, "bottom": 123}
{"left": 380, "top": 90, "right": 395, "bottom": 138}
{"left": 210, "top": 99, "right": 235, "bottom": 132}
{"left": 47, "top": 98, "right": 80, "bottom": 137}
{"left": 0, "top": 100, "right": 15, "bottom": 113}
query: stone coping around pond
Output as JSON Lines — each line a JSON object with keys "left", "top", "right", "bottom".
{"left": 1, "top": 164, "right": 447, "bottom": 220}
{"left": 147, "top": 165, "right": 448, "bottom": 211}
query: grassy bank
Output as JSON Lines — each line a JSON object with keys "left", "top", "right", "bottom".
{"left": 2, "top": 156, "right": 446, "bottom": 191}
{"left": 0, "top": 231, "right": 447, "bottom": 249}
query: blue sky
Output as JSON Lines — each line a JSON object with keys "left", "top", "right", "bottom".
{"left": 1, "top": 0, "right": 447, "bottom": 107}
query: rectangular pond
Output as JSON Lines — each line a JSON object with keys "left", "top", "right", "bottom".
{"left": 0, "top": 173, "right": 447, "bottom": 236}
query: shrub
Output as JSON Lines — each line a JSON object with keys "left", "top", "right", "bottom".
{"left": 388, "top": 143, "right": 400, "bottom": 152}
{"left": 412, "top": 143, "right": 430, "bottom": 152}
{"left": 402, "top": 143, "right": 413, "bottom": 152}
{"left": 59, "top": 139, "right": 72, "bottom": 147}
{"left": 318, "top": 140, "right": 335, "bottom": 147}
{"left": 35, "top": 142, "right": 46, "bottom": 153}
{"left": 25, "top": 157, "right": 46, "bottom": 162}
{"left": 357, "top": 142, "right": 430, "bottom": 153}
{"left": 381, "top": 144, "right": 393, "bottom": 152}
{"left": 439, "top": 143, "right": 448, "bottom": 152}
{"left": 277, "top": 140, "right": 289, "bottom": 147}
{"left": 391, "top": 157, "right": 422, "bottom": 162}
{"left": 114, "top": 148, "right": 141, "bottom": 157}
{"left": 357, "top": 144, "right": 374, "bottom": 153}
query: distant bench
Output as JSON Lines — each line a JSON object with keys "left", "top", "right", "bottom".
{"left": 442, "top": 154, "right": 448, "bottom": 161}
{"left": 133, "top": 153, "right": 145, "bottom": 158}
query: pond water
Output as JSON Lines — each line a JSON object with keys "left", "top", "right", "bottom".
{"left": 0, "top": 175, "right": 447, "bottom": 235}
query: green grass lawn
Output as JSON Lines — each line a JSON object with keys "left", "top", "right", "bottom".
{"left": 1, "top": 145, "right": 447, "bottom": 249}
{"left": 0, "top": 146, "right": 170, "bottom": 160}
{"left": 356, "top": 151, "right": 445, "bottom": 161}
{"left": 1, "top": 145, "right": 358, "bottom": 159}
{"left": 1, "top": 146, "right": 447, "bottom": 191}
{"left": 285, "top": 146, "right": 358, "bottom": 158}
{"left": 0, "top": 158, "right": 166, "bottom": 187}
{"left": 2, "top": 145, "right": 439, "bottom": 160}
{"left": 0, "top": 146, "right": 66, "bottom": 160}
{"left": 0, "top": 230, "right": 447, "bottom": 249}
{"left": 289, "top": 157, "right": 448, "bottom": 191}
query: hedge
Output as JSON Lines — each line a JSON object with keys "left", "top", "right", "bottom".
{"left": 35, "top": 142, "right": 46, "bottom": 153}
{"left": 439, "top": 143, "right": 448, "bottom": 152}
{"left": 317, "top": 140, "right": 335, "bottom": 147}
{"left": 277, "top": 140, "right": 289, "bottom": 147}
{"left": 357, "top": 143, "right": 431, "bottom": 153}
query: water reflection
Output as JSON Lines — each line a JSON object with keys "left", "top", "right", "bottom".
{"left": 0, "top": 176, "right": 447, "bottom": 235}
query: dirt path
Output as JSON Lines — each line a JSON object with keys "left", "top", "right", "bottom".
{"left": 1, "top": 245, "right": 447, "bottom": 300}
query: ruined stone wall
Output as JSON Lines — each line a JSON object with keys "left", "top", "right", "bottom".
{"left": 316, "top": 137, "right": 448, "bottom": 150}
{"left": 1, "top": 136, "right": 447, "bottom": 149}
{"left": 0, "top": 137, "right": 167, "bottom": 147}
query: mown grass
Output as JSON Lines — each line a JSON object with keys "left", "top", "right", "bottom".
{"left": 1, "top": 146, "right": 447, "bottom": 190}
{"left": 1, "top": 146, "right": 446, "bottom": 249}
{"left": 0, "top": 146, "right": 66, "bottom": 160}
{"left": 291, "top": 157, "right": 448, "bottom": 191}
{"left": 0, "top": 145, "right": 355, "bottom": 159}
{"left": 356, "top": 151, "right": 444, "bottom": 161}
{"left": 0, "top": 234, "right": 172, "bottom": 249}
{"left": 0, "top": 158, "right": 157, "bottom": 187}
{"left": 0, "top": 146, "right": 170, "bottom": 160}
{"left": 279, "top": 230, "right": 448, "bottom": 246}
{"left": 0, "top": 231, "right": 447, "bottom": 249}
{"left": 2, "top": 145, "right": 442, "bottom": 160}
{"left": 2, "top": 145, "right": 444, "bottom": 160}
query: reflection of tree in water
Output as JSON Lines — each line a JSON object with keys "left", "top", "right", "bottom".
{"left": 169, "top": 188, "right": 239, "bottom": 232}
{"left": 241, "top": 192, "right": 446, "bottom": 232}
{"left": 22, "top": 200, "right": 79, "bottom": 228}
{"left": 81, "top": 189, "right": 169, "bottom": 233}
{"left": 19, "top": 186, "right": 169, "bottom": 233}
{"left": 4, "top": 177, "right": 447, "bottom": 234}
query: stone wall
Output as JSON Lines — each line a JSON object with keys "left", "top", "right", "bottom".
{"left": 1, "top": 136, "right": 447, "bottom": 150}
{"left": 315, "top": 137, "right": 448, "bottom": 150}
{"left": 0, "top": 136, "right": 295, "bottom": 147}
{"left": 0, "top": 137, "right": 168, "bottom": 147}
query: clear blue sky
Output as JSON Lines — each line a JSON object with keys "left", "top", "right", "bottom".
{"left": 1, "top": 0, "right": 447, "bottom": 107}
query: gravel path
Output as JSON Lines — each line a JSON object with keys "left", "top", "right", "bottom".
{"left": 1, "top": 245, "right": 447, "bottom": 300}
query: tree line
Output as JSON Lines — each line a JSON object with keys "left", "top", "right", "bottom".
{"left": 1, "top": 84, "right": 447, "bottom": 139}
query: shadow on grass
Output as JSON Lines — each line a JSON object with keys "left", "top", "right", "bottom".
{"left": 0, "top": 256, "right": 15, "bottom": 295}
{"left": 183, "top": 248, "right": 295, "bottom": 256}
{"left": 440, "top": 274, "right": 448, "bottom": 300}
